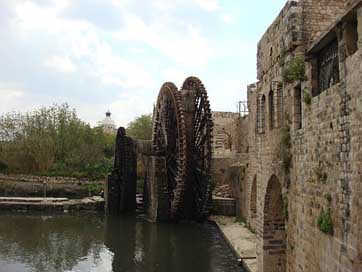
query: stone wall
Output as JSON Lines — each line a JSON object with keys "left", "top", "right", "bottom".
{"left": 212, "top": 111, "right": 240, "bottom": 156}
{"left": 0, "top": 174, "right": 103, "bottom": 198}
{"left": 235, "top": 1, "right": 362, "bottom": 272}
{"left": 257, "top": 0, "right": 303, "bottom": 80}
{"left": 302, "top": 0, "right": 351, "bottom": 46}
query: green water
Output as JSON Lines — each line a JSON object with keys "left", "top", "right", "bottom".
{"left": 0, "top": 212, "right": 244, "bottom": 272}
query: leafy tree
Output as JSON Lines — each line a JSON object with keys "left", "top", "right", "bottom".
{"left": 0, "top": 103, "right": 115, "bottom": 179}
{"left": 126, "top": 114, "right": 153, "bottom": 140}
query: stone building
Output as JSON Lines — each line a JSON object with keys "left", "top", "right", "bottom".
{"left": 211, "top": 111, "right": 241, "bottom": 199}
{"left": 99, "top": 110, "right": 117, "bottom": 134}
{"left": 231, "top": 1, "right": 362, "bottom": 271}
{"left": 212, "top": 111, "right": 240, "bottom": 156}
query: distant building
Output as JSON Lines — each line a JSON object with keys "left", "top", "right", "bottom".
{"left": 99, "top": 111, "right": 117, "bottom": 134}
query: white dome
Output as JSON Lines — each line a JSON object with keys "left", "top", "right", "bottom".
{"left": 101, "top": 116, "right": 115, "bottom": 126}
{"left": 100, "top": 111, "right": 116, "bottom": 129}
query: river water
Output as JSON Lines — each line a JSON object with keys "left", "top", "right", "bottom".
{"left": 0, "top": 212, "right": 244, "bottom": 272}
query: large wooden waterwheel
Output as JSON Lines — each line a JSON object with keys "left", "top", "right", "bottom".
{"left": 152, "top": 82, "right": 187, "bottom": 220}
{"left": 181, "top": 77, "right": 213, "bottom": 221}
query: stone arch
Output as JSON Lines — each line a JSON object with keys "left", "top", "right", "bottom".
{"left": 263, "top": 175, "right": 286, "bottom": 272}
{"left": 249, "top": 175, "right": 257, "bottom": 230}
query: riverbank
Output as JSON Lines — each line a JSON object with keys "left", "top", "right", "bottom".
{"left": 0, "top": 174, "right": 103, "bottom": 198}
{"left": 0, "top": 196, "right": 104, "bottom": 211}
{"left": 210, "top": 216, "right": 257, "bottom": 272}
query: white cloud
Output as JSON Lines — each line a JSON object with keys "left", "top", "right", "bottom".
{"left": 0, "top": 87, "right": 25, "bottom": 113}
{"left": 161, "top": 68, "right": 188, "bottom": 86}
{"left": 1, "top": 0, "right": 260, "bottom": 127}
{"left": 0, "top": 88, "right": 23, "bottom": 99}
{"left": 44, "top": 56, "right": 77, "bottom": 73}
{"left": 221, "top": 14, "right": 233, "bottom": 24}
{"left": 195, "top": 0, "right": 220, "bottom": 12}
{"left": 116, "top": 14, "right": 215, "bottom": 68}
{"left": 14, "top": 0, "right": 153, "bottom": 89}
{"left": 110, "top": 92, "right": 154, "bottom": 127}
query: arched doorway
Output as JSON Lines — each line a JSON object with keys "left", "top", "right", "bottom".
{"left": 249, "top": 175, "right": 257, "bottom": 230}
{"left": 263, "top": 175, "right": 286, "bottom": 272}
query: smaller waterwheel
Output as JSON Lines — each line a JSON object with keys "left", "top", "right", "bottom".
{"left": 181, "top": 76, "right": 213, "bottom": 220}
{"left": 152, "top": 82, "right": 187, "bottom": 220}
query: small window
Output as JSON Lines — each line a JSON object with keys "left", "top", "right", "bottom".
{"left": 269, "top": 90, "right": 275, "bottom": 130}
{"left": 344, "top": 13, "right": 358, "bottom": 56}
{"left": 257, "top": 95, "right": 266, "bottom": 134}
{"left": 315, "top": 39, "right": 340, "bottom": 96}
{"left": 294, "top": 86, "right": 302, "bottom": 130}
{"left": 276, "top": 87, "right": 284, "bottom": 128}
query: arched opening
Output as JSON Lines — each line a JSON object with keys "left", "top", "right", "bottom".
{"left": 269, "top": 90, "right": 275, "bottom": 130}
{"left": 263, "top": 175, "right": 286, "bottom": 272}
{"left": 249, "top": 175, "right": 257, "bottom": 230}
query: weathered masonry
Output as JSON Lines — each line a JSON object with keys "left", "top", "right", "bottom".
{"left": 229, "top": 1, "right": 362, "bottom": 271}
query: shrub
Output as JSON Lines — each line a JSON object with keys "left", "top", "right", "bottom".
{"left": 317, "top": 208, "right": 333, "bottom": 235}
{"left": 303, "top": 89, "right": 312, "bottom": 106}
{"left": 283, "top": 55, "right": 306, "bottom": 83}
{"left": 82, "top": 183, "right": 103, "bottom": 195}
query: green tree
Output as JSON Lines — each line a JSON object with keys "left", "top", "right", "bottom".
{"left": 126, "top": 114, "right": 153, "bottom": 140}
{"left": 0, "top": 103, "right": 115, "bottom": 179}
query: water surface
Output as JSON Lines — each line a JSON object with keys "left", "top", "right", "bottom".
{"left": 0, "top": 212, "right": 244, "bottom": 272}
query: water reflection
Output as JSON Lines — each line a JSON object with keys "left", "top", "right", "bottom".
{"left": 0, "top": 212, "right": 243, "bottom": 272}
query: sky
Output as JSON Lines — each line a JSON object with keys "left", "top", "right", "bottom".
{"left": 0, "top": 0, "right": 287, "bottom": 127}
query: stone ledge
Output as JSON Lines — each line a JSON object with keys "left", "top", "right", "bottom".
{"left": 0, "top": 196, "right": 104, "bottom": 212}
{"left": 210, "top": 216, "right": 257, "bottom": 272}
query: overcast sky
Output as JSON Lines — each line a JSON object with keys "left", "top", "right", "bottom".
{"left": 0, "top": 0, "right": 286, "bottom": 127}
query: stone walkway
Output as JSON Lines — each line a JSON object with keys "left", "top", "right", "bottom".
{"left": 210, "top": 216, "right": 257, "bottom": 272}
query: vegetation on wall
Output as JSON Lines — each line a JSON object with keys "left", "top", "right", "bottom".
{"left": 317, "top": 208, "right": 333, "bottom": 235}
{"left": 317, "top": 192, "right": 333, "bottom": 235}
{"left": 283, "top": 55, "right": 306, "bottom": 83}
{"left": 0, "top": 104, "right": 115, "bottom": 179}
{"left": 278, "top": 124, "right": 292, "bottom": 173}
{"left": 303, "top": 89, "right": 312, "bottom": 106}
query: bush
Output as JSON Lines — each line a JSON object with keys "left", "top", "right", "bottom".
{"left": 82, "top": 183, "right": 103, "bottom": 195}
{"left": 283, "top": 55, "right": 306, "bottom": 83}
{"left": 317, "top": 208, "right": 333, "bottom": 235}
{"left": 303, "top": 89, "right": 312, "bottom": 105}
{"left": 0, "top": 104, "right": 115, "bottom": 179}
